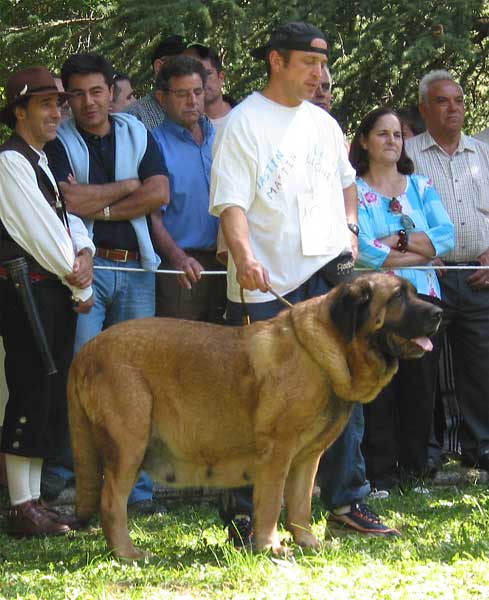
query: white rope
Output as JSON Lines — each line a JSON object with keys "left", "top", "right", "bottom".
{"left": 94, "top": 266, "right": 227, "bottom": 274}
{"left": 93, "top": 264, "right": 489, "bottom": 274}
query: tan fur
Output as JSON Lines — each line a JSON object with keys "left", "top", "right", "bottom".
{"left": 68, "top": 273, "right": 441, "bottom": 558}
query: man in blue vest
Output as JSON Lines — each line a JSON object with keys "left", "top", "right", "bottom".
{"left": 45, "top": 53, "right": 169, "bottom": 514}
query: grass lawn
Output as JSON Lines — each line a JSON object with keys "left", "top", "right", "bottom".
{"left": 1, "top": 481, "right": 489, "bottom": 599}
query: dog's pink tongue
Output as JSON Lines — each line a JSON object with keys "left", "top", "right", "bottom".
{"left": 413, "top": 337, "right": 433, "bottom": 352}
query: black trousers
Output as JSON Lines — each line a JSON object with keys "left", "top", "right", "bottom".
{"left": 362, "top": 295, "right": 441, "bottom": 489}
{"left": 439, "top": 270, "right": 489, "bottom": 459}
{"left": 155, "top": 250, "right": 226, "bottom": 323}
{"left": 0, "top": 278, "right": 76, "bottom": 458}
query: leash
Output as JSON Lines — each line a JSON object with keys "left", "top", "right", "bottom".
{"left": 240, "top": 285, "right": 293, "bottom": 326}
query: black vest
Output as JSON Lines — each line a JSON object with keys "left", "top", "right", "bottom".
{"left": 0, "top": 133, "right": 68, "bottom": 274}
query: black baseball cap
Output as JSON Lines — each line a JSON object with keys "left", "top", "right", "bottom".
{"left": 251, "top": 21, "right": 328, "bottom": 60}
{"left": 151, "top": 35, "right": 188, "bottom": 65}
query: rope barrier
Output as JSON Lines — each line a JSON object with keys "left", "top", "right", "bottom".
{"left": 93, "top": 264, "right": 489, "bottom": 274}
{"left": 93, "top": 266, "right": 226, "bottom": 274}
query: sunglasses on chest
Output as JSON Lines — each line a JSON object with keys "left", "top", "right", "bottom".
{"left": 389, "top": 197, "right": 415, "bottom": 253}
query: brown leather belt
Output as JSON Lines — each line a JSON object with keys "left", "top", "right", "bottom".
{"left": 95, "top": 247, "right": 139, "bottom": 262}
{"left": 0, "top": 265, "right": 53, "bottom": 283}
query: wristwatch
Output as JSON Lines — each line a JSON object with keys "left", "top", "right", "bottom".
{"left": 347, "top": 223, "right": 359, "bottom": 236}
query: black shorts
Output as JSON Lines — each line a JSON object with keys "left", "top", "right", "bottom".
{"left": 0, "top": 278, "right": 76, "bottom": 458}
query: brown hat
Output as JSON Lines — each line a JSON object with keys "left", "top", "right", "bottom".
{"left": 0, "top": 66, "right": 72, "bottom": 127}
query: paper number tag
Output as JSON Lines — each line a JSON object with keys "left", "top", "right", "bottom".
{"left": 297, "top": 191, "right": 333, "bottom": 256}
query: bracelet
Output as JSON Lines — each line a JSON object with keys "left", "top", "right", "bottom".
{"left": 397, "top": 229, "right": 408, "bottom": 253}
{"left": 103, "top": 206, "right": 111, "bottom": 221}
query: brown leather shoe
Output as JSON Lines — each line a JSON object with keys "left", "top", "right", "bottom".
{"left": 36, "top": 499, "right": 84, "bottom": 530}
{"left": 7, "top": 500, "right": 71, "bottom": 537}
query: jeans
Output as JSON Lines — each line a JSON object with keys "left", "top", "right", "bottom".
{"left": 318, "top": 403, "right": 370, "bottom": 509}
{"left": 46, "top": 257, "right": 156, "bottom": 504}
{"left": 75, "top": 257, "right": 156, "bottom": 353}
{"left": 220, "top": 270, "right": 370, "bottom": 522}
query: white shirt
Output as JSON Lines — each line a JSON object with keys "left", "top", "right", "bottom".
{"left": 0, "top": 148, "right": 94, "bottom": 301}
{"left": 405, "top": 131, "right": 489, "bottom": 262}
{"left": 474, "top": 127, "right": 489, "bottom": 145}
{"left": 210, "top": 92, "right": 355, "bottom": 302}
{"left": 210, "top": 112, "right": 232, "bottom": 135}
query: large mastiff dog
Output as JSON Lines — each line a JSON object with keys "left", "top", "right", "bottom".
{"left": 68, "top": 273, "right": 442, "bottom": 559}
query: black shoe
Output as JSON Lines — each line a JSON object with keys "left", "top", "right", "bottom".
{"left": 127, "top": 499, "right": 167, "bottom": 516}
{"left": 461, "top": 449, "right": 489, "bottom": 471}
{"left": 227, "top": 514, "right": 253, "bottom": 548}
{"left": 40, "top": 472, "right": 68, "bottom": 502}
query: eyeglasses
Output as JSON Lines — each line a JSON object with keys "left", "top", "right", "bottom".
{"left": 166, "top": 87, "right": 204, "bottom": 99}
{"left": 389, "top": 197, "right": 416, "bottom": 232}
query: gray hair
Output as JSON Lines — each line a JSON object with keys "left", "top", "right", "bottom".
{"left": 324, "top": 64, "right": 332, "bottom": 86}
{"left": 418, "top": 70, "right": 462, "bottom": 103}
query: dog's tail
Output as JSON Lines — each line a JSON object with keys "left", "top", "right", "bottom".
{"left": 67, "top": 355, "right": 103, "bottom": 523}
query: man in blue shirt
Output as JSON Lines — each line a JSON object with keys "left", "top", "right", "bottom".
{"left": 152, "top": 56, "right": 226, "bottom": 322}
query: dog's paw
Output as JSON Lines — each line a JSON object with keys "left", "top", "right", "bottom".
{"left": 113, "top": 547, "right": 155, "bottom": 561}
{"left": 294, "top": 531, "right": 321, "bottom": 550}
{"left": 269, "top": 541, "right": 294, "bottom": 558}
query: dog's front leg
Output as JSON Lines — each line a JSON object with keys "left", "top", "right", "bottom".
{"left": 284, "top": 450, "right": 322, "bottom": 550}
{"left": 252, "top": 442, "right": 292, "bottom": 555}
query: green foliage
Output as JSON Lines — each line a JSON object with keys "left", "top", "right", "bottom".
{"left": 1, "top": 0, "right": 488, "bottom": 133}
{"left": 1, "top": 487, "right": 489, "bottom": 598}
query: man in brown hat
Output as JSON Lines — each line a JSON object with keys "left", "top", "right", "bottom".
{"left": 0, "top": 66, "right": 94, "bottom": 537}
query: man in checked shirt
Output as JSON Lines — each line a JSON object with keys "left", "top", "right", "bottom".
{"left": 406, "top": 69, "right": 489, "bottom": 471}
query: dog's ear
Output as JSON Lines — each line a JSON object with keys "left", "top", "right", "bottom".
{"left": 329, "top": 279, "right": 373, "bottom": 343}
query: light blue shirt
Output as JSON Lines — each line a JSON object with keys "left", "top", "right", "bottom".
{"left": 153, "top": 116, "right": 219, "bottom": 251}
{"left": 357, "top": 174, "right": 455, "bottom": 298}
{"left": 56, "top": 113, "right": 160, "bottom": 271}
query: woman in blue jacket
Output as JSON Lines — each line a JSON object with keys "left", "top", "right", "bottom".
{"left": 350, "top": 107, "right": 454, "bottom": 494}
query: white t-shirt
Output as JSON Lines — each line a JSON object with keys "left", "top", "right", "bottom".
{"left": 210, "top": 91, "right": 356, "bottom": 303}
{"left": 210, "top": 112, "right": 232, "bottom": 135}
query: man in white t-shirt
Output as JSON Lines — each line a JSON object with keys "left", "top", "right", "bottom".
{"left": 210, "top": 21, "right": 399, "bottom": 545}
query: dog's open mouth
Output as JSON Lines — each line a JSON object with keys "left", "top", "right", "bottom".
{"left": 392, "top": 334, "right": 433, "bottom": 358}
{"left": 412, "top": 336, "right": 433, "bottom": 352}
{"left": 374, "top": 332, "right": 434, "bottom": 359}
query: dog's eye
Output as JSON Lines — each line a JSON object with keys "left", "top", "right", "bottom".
{"left": 389, "top": 289, "right": 403, "bottom": 303}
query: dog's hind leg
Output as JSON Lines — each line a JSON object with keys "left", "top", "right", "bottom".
{"left": 100, "top": 455, "right": 147, "bottom": 560}
{"left": 283, "top": 450, "right": 322, "bottom": 550}
{"left": 68, "top": 370, "right": 103, "bottom": 524}
{"left": 95, "top": 369, "right": 154, "bottom": 559}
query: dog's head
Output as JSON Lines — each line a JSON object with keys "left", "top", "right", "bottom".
{"left": 329, "top": 272, "right": 442, "bottom": 359}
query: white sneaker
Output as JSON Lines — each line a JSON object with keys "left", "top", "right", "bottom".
{"left": 368, "top": 489, "right": 390, "bottom": 500}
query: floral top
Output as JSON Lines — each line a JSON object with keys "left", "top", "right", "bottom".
{"left": 357, "top": 174, "right": 455, "bottom": 298}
